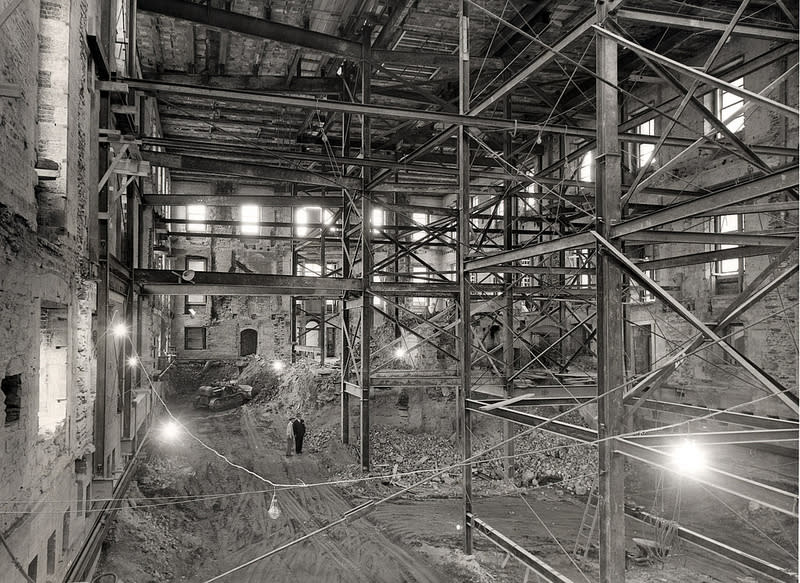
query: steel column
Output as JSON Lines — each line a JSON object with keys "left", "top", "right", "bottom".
{"left": 359, "top": 28, "right": 373, "bottom": 472}
{"left": 596, "top": 4, "right": 626, "bottom": 580}
{"left": 458, "top": 0, "right": 474, "bottom": 555}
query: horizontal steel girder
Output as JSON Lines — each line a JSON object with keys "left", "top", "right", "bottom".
{"left": 142, "top": 195, "right": 343, "bottom": 207}
{"left": 615, "top": 8, "right": 799, "bottom": 41}
{"left": 125, "top": 79, "right": 596, "bottom": 136}
{"left": 137, "top": 0, "right": 484, "bottom": 67}
{"left": 135, "top": 270, "right": 360, "bottom": 296}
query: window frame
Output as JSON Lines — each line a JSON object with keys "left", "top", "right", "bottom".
{"left": 240, "top": 204, "right": 260, "bottom": 235}
{"left": 713, "top": 214, "right": 744, "bottom": 294}
{"left": 184, "top": 327, "right": 207, "bottom": 350}
{"left": 185, "top": 256, "right": 207, "bottom": 308}
{"left": 186, "top": 204, "right": 207, "bottom": 232}
{"left": 704, "top": 76, "right": 745, "bottom": 136}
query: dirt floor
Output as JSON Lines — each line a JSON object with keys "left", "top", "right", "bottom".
{"left": 96, "top": 363, "right": 797, "bottom": 583}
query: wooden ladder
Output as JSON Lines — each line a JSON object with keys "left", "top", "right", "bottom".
{"left": 573, "top": 478, "right": 600, "bottom": 565}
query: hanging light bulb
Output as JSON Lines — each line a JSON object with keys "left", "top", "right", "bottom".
{"left": 268, "top": 493, "right": 281, "bottom": 519}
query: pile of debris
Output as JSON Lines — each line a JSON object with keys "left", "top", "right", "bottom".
{"left": 237, "top": 355, "right": 280, "bottom": 402}
{"left": 331, "top": 419, "right": 596, "bottom": 496}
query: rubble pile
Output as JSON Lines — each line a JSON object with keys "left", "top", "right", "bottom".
{"left": 242, "top": 357, "right": 341, "bottom": 416}
{"left": 237, "top": 354, "right": 280, "bottom": 402}
{"left": 165, "top": 360, "right": 239, "bottom": 397}
{"left": 332, "top": 419, "right": 596, "bottom": 495}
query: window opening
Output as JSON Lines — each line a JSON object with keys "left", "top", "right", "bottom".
{"left": 28, "top": 556, "right": 38, "bottom": 582}
{"left": 185, "top": 257, "right": 207, "bottom": 307}
{"left": 721, "top": 323, "right": 746, "bottom": 364}
{"left": 705, "top": 77, "right": 745, "bottom": 135}
{"left": 186, "top": 205, "right": 206, "bottom": 232}
{"left": 240, "top": 205, "right": 260, "bottom": 235}
{"left": 39, "top": 305, "right": 68, "bottom": 434}
{"left": 634, "top": 119, "right": 655, "bottom": 169}
{"left": 2, "top": 374, "right": 21, "bottom": 424}
{"left": 185, "top": 327, "right": 207, "bottom": 350}
{"left": 578, "top": 150, "right": 594, "bottom": 183}
{"left": 47, "top": 531, "right": 56, "bottom": 575}
{"left": 714, "top": 214, "right": 743, "bottom": 294}
{"left": 411, "top": 212, "right": 428, "bottom": 242}
{"left": 62, "top": 508, "right": 70, "bottom": 554}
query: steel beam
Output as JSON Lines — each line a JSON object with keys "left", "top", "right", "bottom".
{"left": 142, "top": 72, "right": 342, "bottom": 93}
{"left": 613, "top": 168, "right": 799, "bottom": 237}
{"left": 360, "top": 28, "right": 373, "bottom": 472}
{"left": 142, "top": 194, "right": 343, "bottom": 207}
{"left": 634, "top": 399, "right": 799, "bottom": 430}
{"left": 134, "top": 269, "right": 359, "bottom": 296}
{"left": 595, "top": 4, "right": 627, "bottom": 577}
{"left": 615, "top": 8, "right": 799, "bottom": 41}
{"left": 635, "top": 246, "right": 783, "bottom": 271}
{"left": 137, "top": 0, "right": 473, "bottom": 67}
{"left": 626, "top": 507, "right": 798, "bottom": 583}
{"left": 593, "top": 231, "right": 799, "bottom": 414}
{"left": 627, "top": 429, "right": 798, "bottom": 447}
{"left": 465, "top": 400, "right": 597, "bottom": 441}
{"left": 592, "top": 25, "right": 799, "bottom": 120}
{"left": 470, "top": 517, "right": 577, "bottom": 583}
{"left": 142, "top": 151, "right": 359, "bottom": 189}
{"left": 458, "top": 0, "right": 474, "bottom": 555}
{"left": 466, "top": 1, "right": 617, "bottom": 116}
{"left": 125, "top": 79, "right": 597, "bottom": 136}
{"left": 621, "top": 231, "right": 795, "bottom": 247}
{"left": 466, "top": 233, "right": 596, "bottom": 271}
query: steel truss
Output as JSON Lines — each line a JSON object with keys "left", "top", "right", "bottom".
{"left": 129, "top": 0, "right": 799, "bottom": 580}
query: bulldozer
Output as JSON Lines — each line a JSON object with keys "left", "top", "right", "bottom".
{"left": 193, "top": 381, "right": 255, "bottom": 411}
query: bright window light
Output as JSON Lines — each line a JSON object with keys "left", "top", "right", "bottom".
{"left": 635, "top": 119, "right": 655, "bottom": 168}
{"left": 578, "top": 151, "right": 594, "bottom": 182}
{"left": 296, "top": 206, "right": 321, "bottom": 237}
{"left": 241, "top": 204, "right": 260, "bottom": 235}
{"left": 186, "top": 205, "right": 206, "bottom": 232}
{"left": 411, "top": 212, "right": 428, "bottom": 242}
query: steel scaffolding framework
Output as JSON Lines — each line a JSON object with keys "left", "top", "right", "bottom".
{"left": 124, "top": 0, "right": 799, "bottom": 580}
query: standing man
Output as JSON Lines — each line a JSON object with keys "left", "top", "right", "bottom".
{"left": 293, "top": 417, "right": 306, "bottom": 454}
{"left": 286, "top": 416, "right": 295, "bottom": 456}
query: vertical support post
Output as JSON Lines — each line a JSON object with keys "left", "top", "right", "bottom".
{"left": 127, "top": 0, "right": 137, "bottom": 77}
{"left": 340, "top": 95, "right": 352, "bottom": 445}
{"left": 290, "top": 296, "right": 297, "bottom": 364}
{"left": 595, "top": 4, "right": 626, "bottom": 582}
{"left": 502, "top": 96, "right": 515, "bottom": 480}
{"left": 458, "top": 0, "right": 473, "bottom": 554}
{"left": 359, "top": 27, "right": 373, "bottom": 472}
{"left": 320, "top": 235, "right": 327, "bottom": 366}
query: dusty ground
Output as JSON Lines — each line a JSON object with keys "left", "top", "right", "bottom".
{"left": 97, "top": 361, "right": 797, "bottom": 583}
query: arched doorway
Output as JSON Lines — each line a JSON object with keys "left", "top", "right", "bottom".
{"left": 240, "top": 329, "right": 258, "bottom": 356}
{"left": 304, "top": 320, "right": 320, "bottom": 348}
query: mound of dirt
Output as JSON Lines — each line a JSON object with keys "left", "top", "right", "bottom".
{"left": 163, "top": 360, "right": 239, "bottom": 397}
{"left": 237, "top": 354, "right": 281, "bottom": 401}
{"left": 247, "top": 358, "right": 340, "bottom": 415}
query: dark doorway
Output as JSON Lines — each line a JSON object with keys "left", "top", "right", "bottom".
{"left": 240, "top": 329, "right": 258, "bottom": 356}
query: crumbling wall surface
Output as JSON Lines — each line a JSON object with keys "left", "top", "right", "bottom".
{"left": 168, "top": 206, "right": 294, "bottom": 360}
{"left": 0, "top": 1, "right": 103, "bottom": 580}
{"left": 627, "top": 36, "right": 798, "bottom": 421}
{"left": 0, "top": 0, "right": 39, "bottom": 223}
